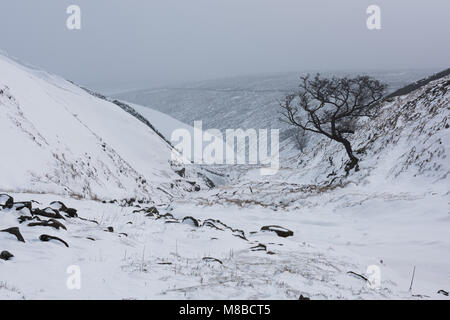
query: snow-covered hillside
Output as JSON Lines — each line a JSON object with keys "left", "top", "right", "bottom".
{"left": 0, "top": 54, "right": 210, "bottom": 202}
{"left": 115, "top": 70, "right": 437, "bottom": 143}
{"left": 1, "top": 54, "right": 449, "bottom": 300}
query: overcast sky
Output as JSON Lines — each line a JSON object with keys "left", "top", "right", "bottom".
{"left": 1, "top": 0, "right": 449, "bottom": 92}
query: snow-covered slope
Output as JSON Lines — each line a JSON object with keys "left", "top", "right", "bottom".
{"left": 130, "top": 103, "right": 194, "bottom": 143}
{"left": 214, "top": 74, "right": 450, "bottom": 206}
{"left": 0, "top": 54, "right": 206, "bottom": 201}
{"left": 115, "top": 70, "right": 437, "bottom": 143}
{"left": 176, "top": 74, "right": 450, "bottom": 299}
{"left": 1, "top": 53, "right": 448, "bottom": 300}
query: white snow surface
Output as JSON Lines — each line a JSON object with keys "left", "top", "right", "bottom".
{"left": 0, "top": 54, "right": 206, "bottom": 201}
{"left": 1, "top": 54, "right": 449, "bottom": 300}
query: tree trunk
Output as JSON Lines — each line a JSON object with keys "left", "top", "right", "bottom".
{"left": 339, "top": 137, "right": 359, "bottom": 172}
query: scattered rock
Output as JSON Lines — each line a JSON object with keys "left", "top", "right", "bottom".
{"left": 147, "top": 207, "right": 159, "bottom": 215}
{"left": 0, "top": 250, "right": 14, "bottom": 261}
{"left": 437, "top": 289, "right": 449, "bottom": 296}
{"left": 182, "top": 216, "right": 199, "bottom": 227}
{"left": 175, "top": 168, "right": 185, "bottom": 178}
{"left": 186, "top": 181, "right": 201, "bottom": 192}
{"left": 260, "top": 225, "right": 294, "bottom": 238}
{"left": 134, "top": 206, "right": 159, "bottom": 216}
{"left": 233, "top": 230, "right": 247, "bottom": 241}
{"left": 250, "top": 243, "right": 267, "bottom": 251}
{"left": 32, "top": 208, "right": 65, "bottom": 220}
{"left": 157, "top": 213, "right": 174, "bottom": 220}
{"left": 13, "top": 201, "right": 32, "bottom": 211}
{"left": 28, "top": 219, "right": 67, "bottom": 230}
{"left": 202, "top": 257, "right": 223, "bottom": 265}
{"left": 39, "top": 234, "right": 69, "bottom": 247}
{"left": 202, "top": 218, "right": 247, "bottom": 240}
{"left": 347, "top": 271, "right": 368, "bottom": 282}
{"left": 49, "top": 201, "right": 78, "bottom": 218}
{"left": 62, "top": 208, "right": 77, "bottom": 218}
{"left": 0, "top": 194, "right": 14, "bottom": 209}
{"left": 202, "top": 220, "right": 223, "bottom": 230}
{"left": 0, "top": 227, "right": 25, "bottom": 242}
{"left": 18, "top": 215, "right": 41, "bottom": 224}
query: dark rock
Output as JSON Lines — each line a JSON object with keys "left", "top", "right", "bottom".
{"left": 0, "top": 194, "right": 14, "bottom": 209}
{"left": 28, "top": 219, "right": 67, "bottom": 230}
{"left": 49, "top": 201, "right": 78, "bottom": 218}
{"left": 182, "top": 216, "right": 199, "bottom": 227}
{"left": 164, "top": 219, "right": 179, "bottom": 224}
{"left": 347, "top": 271, "right": 368, "bottom": 282}
{"left": 0, "top": 227, "right": 25, "bottom": 242}
{"left": 299, "top": 295, "right": 310, "bottom": 300}
{"left": 175, "top": 168, "right": 185, "bottom": 178}
{"left": 18, "top": 215, "right": 41, "bottom": 224}
{"left": 0, "top": 250, "right": 14, "bottom": 261}
{"left": 187, "top": 181, "right": 201, "bottom": 192}
{"left": 233, "top": 230, "right": 247, "bottom": 241}
{"left": 39, "top": 234, "right": 69, "bottom": 247}
{"left": 157, "top": 213, "right": 174, "bottom": 220}
{"left": 202, "top": 218, "right": 247, "bottom": 240}
{"left": 118, "top": 233, "right": 128, "bottom": 237}
{"left": 147, "top": 206, "right": 159, "bottom": 215}
{"left": 437, "top": 289, "right": 449, "bottom": 296}
{"left": 260, "top": 225, "right": 294, "bottom": 238}
{"left": 32, "top": 208, "right": 65, "bottom": 220}
{"left": 122, "top": 198, "right": 136, "bottom": 207}
{"left": 250, "top": 243, "right": 267, "bottom": 251}
{"left": 63, "top": 208, "right": 78, "bottom": 218}
{"left": 202, "top": 221, "right": 223, "bottom": 230}
{"left": 105, "top": 226, "right": 114, "bottom": 232}
{"left": 202, "top": 257, "right": 223, "bottom": 264}
{"left": 86, "top": 237, "right": 95, "bottom": 241}
{"left": 13, "top": 201, "right": 32, "bottom": 211}
{"left": 133, "top": 206, "right": 159, "bottom": 216}
{"left": 266, "top": 251, "right": 276, "bottom": 255}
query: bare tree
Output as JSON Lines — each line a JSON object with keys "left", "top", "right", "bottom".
{"left": 293, "top": 127, "right": 309, "bottom": 153}
{"left": 280, "top": 74, "right": 387, "bottom": 172}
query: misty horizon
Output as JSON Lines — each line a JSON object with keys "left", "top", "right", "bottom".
{"left": 1, "top": 0, "right": 449, "bottom": 94}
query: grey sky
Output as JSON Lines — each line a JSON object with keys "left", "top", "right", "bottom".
{"left": 1, "top": 0, "right": 449, "bottom": 93}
